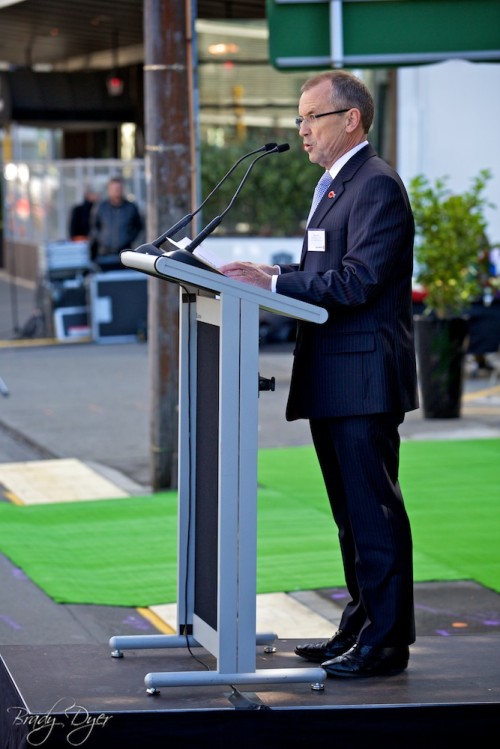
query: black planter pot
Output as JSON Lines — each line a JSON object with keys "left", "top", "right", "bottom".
{"left": 414, "top": 315, "right": 469, "bottom": 419}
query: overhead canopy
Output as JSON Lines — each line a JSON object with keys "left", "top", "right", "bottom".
{"left": 0, "top": 0, "right": 266, "bottom": 69}
{"left": 0, "top": 0, "right": 267, "bottom": 126}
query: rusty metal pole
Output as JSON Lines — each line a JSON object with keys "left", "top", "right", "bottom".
{"left": 143, "top": 0, "right": 197, "bottom": 489}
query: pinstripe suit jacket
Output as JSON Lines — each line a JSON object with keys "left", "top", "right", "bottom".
{"left": 276, "top": 144, "right": 419, "bottom": 421}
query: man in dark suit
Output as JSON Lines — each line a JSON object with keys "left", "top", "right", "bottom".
{"left": 220, "top": 70, "right": 418, "bottom": 678}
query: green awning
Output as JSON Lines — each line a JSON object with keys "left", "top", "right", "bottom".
{"left": 267, "top": 0, "right": 500, "bottom": 70}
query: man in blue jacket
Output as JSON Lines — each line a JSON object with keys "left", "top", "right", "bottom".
{"left": 221, "top": 70, "right": 418, "bottom": 678}
{"left": 90, "top": 177, "right": 143, "bottom": 263}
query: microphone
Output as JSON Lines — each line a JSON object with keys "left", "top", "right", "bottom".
{"left": 128, "top": 143, "right": 290, "bottom": 270}
{"left": 179, "top": 143, "right": 290, "bottom": 255}
{"left": 149, "top": 142, "right": 278, "bottom": 249}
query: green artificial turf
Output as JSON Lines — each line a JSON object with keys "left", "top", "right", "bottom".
{"left": 0, "top": 439, "right": 498, "bottom": 606}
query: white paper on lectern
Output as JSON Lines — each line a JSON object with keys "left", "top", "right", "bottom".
{"left": 165, "top": 236, "right": 223, "bottom": 271}
{"left": 193, "top": 243, "right": 225, "bottom": 269}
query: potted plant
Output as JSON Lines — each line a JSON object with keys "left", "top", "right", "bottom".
{"left": 408, "top": 168, "right": 494, "bottom": 418}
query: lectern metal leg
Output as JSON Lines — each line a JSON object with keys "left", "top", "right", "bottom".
{"left": 109, "top": 634, "right": 199, "bottom": 657}
{"left": 144, "top": 667, "right": 327, "bottom": 691}
{"left": 109, "top": 631, "right": 278, "bottom": 657}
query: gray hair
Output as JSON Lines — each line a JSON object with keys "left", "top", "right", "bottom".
{"left": 301, "top": 71, "right": 374, "bottom": 133}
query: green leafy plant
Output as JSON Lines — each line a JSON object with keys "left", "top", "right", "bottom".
{"left": 409, "top": 169, "right": 494, "bottom": 319}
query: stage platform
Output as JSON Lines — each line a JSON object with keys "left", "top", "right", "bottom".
{"left": 1, "top": 637, "right": 499, "bottom": 748}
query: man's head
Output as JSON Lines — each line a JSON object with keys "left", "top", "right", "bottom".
{"left": 297, "top": 71, "right": 374, "bottom": 169}
{"left": 84, "top": 186, "right": 99, "bottom": 204}
{"left": 107, "top": 177, "right": 125, "bottom": 206}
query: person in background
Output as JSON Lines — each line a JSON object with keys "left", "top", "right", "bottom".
{"left": 68, "top": 186, "right": 99, "bottom": 240}
{"left": 89, "top": 176, "right": 143, "bottom": 262}
{"left": 471, "top": 242, "right": 500, "bottom": 373}
{"left": 220, "top": 70, "right": 418, "bottom": 678}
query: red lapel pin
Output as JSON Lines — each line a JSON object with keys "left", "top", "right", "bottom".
{"left": 328, "top": 191, "right": 336, "bottom": 199}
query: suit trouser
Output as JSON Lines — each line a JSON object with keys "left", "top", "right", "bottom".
{"left": 309, "top": 412, "right": 416, "bottom": 647}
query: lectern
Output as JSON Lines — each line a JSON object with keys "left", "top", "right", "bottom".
{"left": 109, "top": 250, "right": 328, "bottom": 693}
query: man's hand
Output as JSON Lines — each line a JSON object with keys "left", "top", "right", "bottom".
{"left": 219, "top": 261, "right": 278, "bottom": 290}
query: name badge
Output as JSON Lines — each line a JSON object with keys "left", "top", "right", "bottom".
{"left": 307, "top": 229, "right": 326, "bottom": 252}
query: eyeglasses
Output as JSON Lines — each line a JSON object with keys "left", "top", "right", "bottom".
{"left": 295, "top": 109, "right": 350, "bottom": 129}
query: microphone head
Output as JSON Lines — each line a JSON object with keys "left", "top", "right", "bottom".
{"left": 277, "top": 143, "right": 290, "bottom": 153}
{"left": 264, "top": 142, "right": 278, "bottom": 151}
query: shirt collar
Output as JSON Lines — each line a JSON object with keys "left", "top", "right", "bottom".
{"left": 327, "top": 141, "right": 369, "bottom": 181}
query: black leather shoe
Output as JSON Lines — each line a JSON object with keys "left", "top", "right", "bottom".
{"left": 294, "top": 630, "right": 357, "bottom": 663}
{"left": 322, "top": 643, "right": 409, "bottom": 678}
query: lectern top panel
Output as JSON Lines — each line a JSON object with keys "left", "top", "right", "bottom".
{"left": 121, "top": 250, "right": 328, "bottom": 325}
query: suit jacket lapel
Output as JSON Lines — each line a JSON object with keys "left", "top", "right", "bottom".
{"left": 300, "top": 144, "right": 376, "bottom": 265}
{"left": 314, "top": 144, "right": 376, "bottom": 224}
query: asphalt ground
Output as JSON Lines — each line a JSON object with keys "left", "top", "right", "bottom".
{"left": 1, "top": 270, "right": 500, "bottom": 648}
{"left": 1, "top": 270, "right": 499, "bottom": 489}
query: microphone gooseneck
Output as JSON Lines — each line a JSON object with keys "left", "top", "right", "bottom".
{"left": 183, "top": 143, "right": 290, "bottom": 253}
{"left": 130, "top": 142, "right": 290, "bottom": 270}
{"left": 150, "top": 142, "right": 278, "bottom": 248}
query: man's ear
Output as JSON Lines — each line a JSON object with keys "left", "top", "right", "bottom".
{"left": 345, "top": 108, "right": 362, "bottom": 132}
